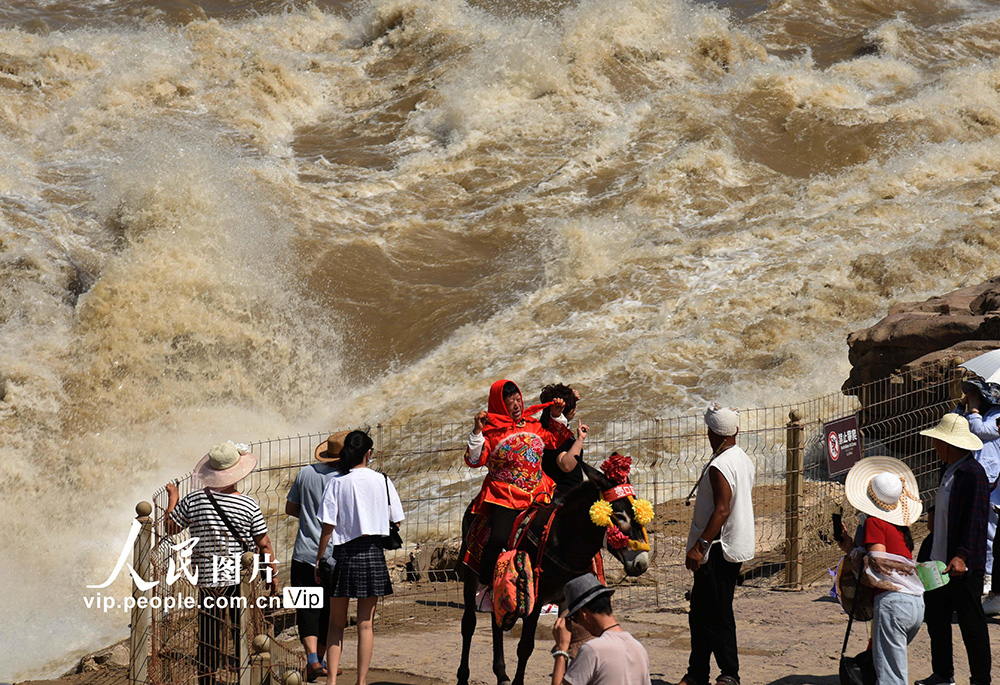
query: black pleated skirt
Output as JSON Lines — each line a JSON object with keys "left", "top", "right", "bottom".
{"left": 329, "top": 536, "right": 393, "bottom": 598}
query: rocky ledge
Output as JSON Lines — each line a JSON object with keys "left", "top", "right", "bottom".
{"left": 844, "top": 276, "right": 1000, "bottom": 391}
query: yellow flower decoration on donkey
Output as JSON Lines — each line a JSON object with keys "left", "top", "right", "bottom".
{"left": 589, "top": 499, "right": 614, "bottom": 527}
{"left": 632, "top": 498, "right": 654, "bottom": 526}
{"left": 588, "top": 453, "right": 655, "bottom": 551}
{"left": 590, "top": 494, "right": 653, "bottom": 527}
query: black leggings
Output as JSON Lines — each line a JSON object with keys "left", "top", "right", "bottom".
{"left": 479, "top": 506, "right": 521, "bottom": 586}
{"left": 291, "top": 559, "right": 330, "bottom": 644}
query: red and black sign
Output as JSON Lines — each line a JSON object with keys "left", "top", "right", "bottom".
{"left": 825, "top": 414, "right": 862, "bottom": 477}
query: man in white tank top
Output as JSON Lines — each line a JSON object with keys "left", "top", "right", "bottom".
{"left": 679, "top": 404, "right": 756, "bottom": 685}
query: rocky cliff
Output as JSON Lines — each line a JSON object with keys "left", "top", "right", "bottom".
{"left": 844, "top": 276, "right": 1000, "bottom": 391}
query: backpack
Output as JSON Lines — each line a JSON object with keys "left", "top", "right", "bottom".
{"left": 838, "top": 556, "right": 876, "bottom": 685}
{"left": 493, "top": 550, "right": 535, "bottom": 631}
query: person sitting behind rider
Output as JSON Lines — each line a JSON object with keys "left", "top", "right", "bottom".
{"left": 539, "top": 383, "right": 588, "bottom": 496}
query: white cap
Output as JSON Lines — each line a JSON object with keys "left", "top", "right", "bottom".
{"left": 871, "top": 472, "right": 902, "bottom": 506}
{"left": 705, "top": 402, "right": 739, "bottom": 437}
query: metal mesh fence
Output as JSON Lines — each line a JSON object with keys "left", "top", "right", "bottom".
{"left": 147, "top": 478, "right": 303, "bottom": 684}
{"left": 127, "top": 359, "right": 963, "bottom": 681}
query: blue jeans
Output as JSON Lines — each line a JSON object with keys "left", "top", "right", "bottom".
{"left": 872, "top": 591, "right": 923, "bottom": 685}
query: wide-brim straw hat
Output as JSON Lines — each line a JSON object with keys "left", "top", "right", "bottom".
{"left": 314, "top": 430, "right": 349, "bottom": 463}
{"left": 193, "top": 441, "right": 257, "bottom": 488}
{"left": 845, "top": 456, "right": 922, "bottom": 526}
{"left": 919, "top": 413, "right": 984, "bottom": 452}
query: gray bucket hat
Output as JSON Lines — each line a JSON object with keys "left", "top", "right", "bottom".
{"left": 961, "top": 376, "right": 1000, "bottom": 407}
{"left": 560, "top": 574, "right": 615, "bottom": 618}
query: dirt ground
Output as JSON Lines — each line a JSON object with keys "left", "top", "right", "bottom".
{"left": 23, "top": 583, "right": 1000, "bottom": 685}
{"left": 325, "top": 583, "right": 1000, "bottom": 685}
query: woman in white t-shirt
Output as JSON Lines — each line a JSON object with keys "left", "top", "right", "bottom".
{"left": 316, "top": 430, "right": 404, "bottom": 685}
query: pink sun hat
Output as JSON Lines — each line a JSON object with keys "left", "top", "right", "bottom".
{"left": 193, "top": 441, "right": 257, "bottom": 489}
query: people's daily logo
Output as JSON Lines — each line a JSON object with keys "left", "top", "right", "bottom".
{"left": 84, "top": 523, "right": 314, "bottom": 611}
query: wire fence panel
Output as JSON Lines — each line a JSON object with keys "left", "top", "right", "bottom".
{"left": 124, "top": 360, "right": 964, "bottom": 680}
{"left": 148, "top": 454, "right": 306, "bottom": 684}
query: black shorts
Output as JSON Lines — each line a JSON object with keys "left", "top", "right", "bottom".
{"left": 290, "top": 559, "right": 330, "bottom": 642}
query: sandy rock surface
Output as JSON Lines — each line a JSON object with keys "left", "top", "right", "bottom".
{"left": 21, "top": 584, "right": 1000, "bottom": 685}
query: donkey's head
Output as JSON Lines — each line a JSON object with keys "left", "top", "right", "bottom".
{"left": 581, "top": 454, "right": 651, "bottom": 577}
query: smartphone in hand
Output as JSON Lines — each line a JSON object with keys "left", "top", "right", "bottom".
{"left": 832, "top": 512, "right": 843, "bottom": 543}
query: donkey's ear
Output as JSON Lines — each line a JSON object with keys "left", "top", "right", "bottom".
{"left": 582, "top": 461, "right": 612, "bottom": 491}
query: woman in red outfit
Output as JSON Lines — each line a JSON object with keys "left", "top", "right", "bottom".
{"left": 839, "top": 457, "right": 924, "bottom": 685}
{"left": 463, "top": 379, "right": 564, "bottom": 584}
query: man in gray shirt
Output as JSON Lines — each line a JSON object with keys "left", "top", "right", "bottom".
{"left": 550, "top": 575, "right": 651, "bottom": 685}
{"left": 285, "top": 431, "right": 346, "bottom": 682}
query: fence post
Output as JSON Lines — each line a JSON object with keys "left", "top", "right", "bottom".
{"left": 239, "top": 553, "right": 255, "bottom": 685}
{"left": 129, "top": 501, "right": 153, "bottom": 685}
{"left": 784, "top": 410, "right": 804, "bottom": 589}
{"left": 251, "top": 635, "right": 272, "bottom": 685}
{"left": 948, "top": 357, "right": 964, "bottom": 402}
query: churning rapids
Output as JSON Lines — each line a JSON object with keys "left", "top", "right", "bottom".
{"left": 2, "top": 0, "right": 1000, "bottom": 677}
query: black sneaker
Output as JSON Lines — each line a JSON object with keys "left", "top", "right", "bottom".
{"left": 914, "top": 675, "right": 955, "bottom": 685}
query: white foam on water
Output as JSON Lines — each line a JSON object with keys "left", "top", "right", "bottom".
{"left": 1, "top": 16, "right": 346, "bottom": 677}
{"left": 3, "top": 0, "right": 1000, "bottom": 677}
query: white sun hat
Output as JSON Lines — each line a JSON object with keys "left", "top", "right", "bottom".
{"left": 918, "top": 413, "right": 984, "bottom": 452}
{"left": 845, "top": 456, "right": 922, "bottom": 527}
{"left": 193, "top": 441, "right": 257, "bottom": 489}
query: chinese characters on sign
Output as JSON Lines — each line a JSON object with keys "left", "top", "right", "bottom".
{"left": 825, "top": 414, "right": 862, "bottom": 477}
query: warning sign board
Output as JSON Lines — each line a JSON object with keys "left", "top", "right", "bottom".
{"left": 825, "top": 415, "right": 862, "bottom": 477}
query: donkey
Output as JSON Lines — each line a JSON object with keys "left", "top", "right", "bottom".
{"left": 457, "top": 461, "right": 651, "bottom": 685}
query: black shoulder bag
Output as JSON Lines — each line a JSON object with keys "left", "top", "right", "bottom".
{"left": 204, "top": 488, "right": 253, "bottom": 554}
{"left": 380, "top": 474, "right": 403, "bottom": 550}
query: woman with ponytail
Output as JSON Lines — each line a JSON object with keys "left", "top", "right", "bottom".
{"left": 315, "top": 430, "right": 404, "bottom": 685}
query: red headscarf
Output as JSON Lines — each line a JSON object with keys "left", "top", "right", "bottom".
{"left": 484, "top": 379, "right": 554, "bottom": 432}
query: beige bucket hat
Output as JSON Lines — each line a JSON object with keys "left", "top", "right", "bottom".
{"left": 314, "top": 430, "right": 349, "bottom": 463}
{"left": 193, "top": 441, "right": 257, "bottom": 489}
{"left": 845, "top": 456, "right": 922, "bottom": 526}
{"left": 919, "top": 413, "right": 984, "bottom": 452}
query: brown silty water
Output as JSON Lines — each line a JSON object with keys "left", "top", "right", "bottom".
{"left": 2, "top": 0, "right": 1000, "bottom": 678}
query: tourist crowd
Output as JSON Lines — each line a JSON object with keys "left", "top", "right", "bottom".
{"left": 160, "top": 373, "right": 999, "bottom": 685}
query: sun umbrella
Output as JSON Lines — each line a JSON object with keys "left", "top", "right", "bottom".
{"left": 959, "top": 348, "right": 1000, "bottom": 383}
